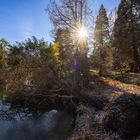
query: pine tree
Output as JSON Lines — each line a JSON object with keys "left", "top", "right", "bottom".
{"left": 93, "top": 4, "right": 112, "bottom": 76}
{"left": 130, "top": 0, "right": 140, "bottom": 72}
{"left": 113, "top": 0, "right": 140, "bottom": 72}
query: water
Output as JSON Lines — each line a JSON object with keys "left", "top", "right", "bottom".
{"left": 0, "top": 102, "right": 73, "bottom": 140}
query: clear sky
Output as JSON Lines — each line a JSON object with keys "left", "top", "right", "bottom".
{"left": 0, "top": 0, "right": 120, "bottom": 44}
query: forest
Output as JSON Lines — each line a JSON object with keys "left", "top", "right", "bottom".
{"left": 0, "top": 0, "right": 140, "bottom": 140}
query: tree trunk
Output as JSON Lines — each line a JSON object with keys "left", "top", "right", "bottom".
{"left": 133, "top": 45, "right": 139, "bottom": 72}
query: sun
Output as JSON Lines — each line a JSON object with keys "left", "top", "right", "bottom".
{"left": 78, "top": 27, "right": 88, "bottom": 39}
{"left": 71, "top": 24, "right": 88, "bottom": 45}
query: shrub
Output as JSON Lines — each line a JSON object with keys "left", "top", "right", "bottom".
{"left": 104, "top": 94, "right": 140, "bottom": 139}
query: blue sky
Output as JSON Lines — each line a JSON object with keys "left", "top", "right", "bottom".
{"left": 0, "top": 0, "right": 120, "bottom": 44}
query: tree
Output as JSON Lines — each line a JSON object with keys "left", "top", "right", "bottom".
{"left": 47, "top": 0, "right": 90, "bottom": 28}
{"left": 0, "top": 39, "right": 9, "bottom": 68}
{"left": 7, "top": 45, "right": 24, "bottom": 66}
{"left": 93, "top": 5, "right": 112, "bottom": 76}
{"left": 112, "top": 0, "right": 140, "bottom": 72}
{"left": 23, "top": 36, "right": 46, "bottom": 56}
{"left": 5, "top": 37, "right": 50, "bottom": 92}
{"left": 47, "top": 0, "right": 91, "bottom": 87}
{"left": 54, "top": 28, "right": 73, "bottom": 63}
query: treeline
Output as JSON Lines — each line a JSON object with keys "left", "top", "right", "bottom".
{"left": 0, "top": 36, "right": 87, "bottom": 95}
{"left": 92, "top": 0, "right": 140, "bottom": 75}
{"left": 0, "top": 37, "right": 63, "bottom": 94}
{"left": 0, "top": 0, "right": 139, "bottom": 96}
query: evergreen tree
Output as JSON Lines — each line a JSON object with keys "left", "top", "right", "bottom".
{"left": 7, "top": 45, "right": 24, "bottom": 66}
{"left": 113, "top": 0, "right": 140, "bottom": 72}
{"left": 93, "top": 4, "right": 112, "bottom": 76}
{"left": 54, "top": 28, "right": 74, "bottom": 63}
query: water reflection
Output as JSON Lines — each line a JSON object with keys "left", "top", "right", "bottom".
{"left": 0, "top": 102, "right": 73, "bottom": 140}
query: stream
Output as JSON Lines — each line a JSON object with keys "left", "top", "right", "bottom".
{"left": 0, "top": 101, "right": 74, "bottom": 140}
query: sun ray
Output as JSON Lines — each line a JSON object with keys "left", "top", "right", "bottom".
{"left": 70, "top": 24, "right": 88, "bottom": 46}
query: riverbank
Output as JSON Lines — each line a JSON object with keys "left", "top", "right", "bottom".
{"left": 1, "top": 72, "right": 140, "bottom": 140}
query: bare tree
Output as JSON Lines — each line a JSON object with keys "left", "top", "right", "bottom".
{"left": 47, "top": 0, "right": 92, "bottom": 87}
{"left": 47, "top": 0, "right": 91, "bottom": 28}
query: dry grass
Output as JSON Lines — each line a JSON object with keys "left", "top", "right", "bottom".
{"left": 101, "top": 76, "right": 140, "bottom": 95}
{"left": 69, "top": 72, "right": 140, "bottom": 140}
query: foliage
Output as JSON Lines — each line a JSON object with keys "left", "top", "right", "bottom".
{"left": 53, "top": 42, "right": 60, "bottom": 61}
{"left": 112, "top": 0, "right": 140, "bottom": 72}
{"left": 93, "top": 5, "right": 113, "bottom": 76}
{"left": 47, "top": 0, "right": 91, "bottom": 88}
{"left": 0, "top": 1, "right": 140, "bottom": 138}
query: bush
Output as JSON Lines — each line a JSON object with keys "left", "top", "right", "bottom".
{"left": 104, "top": 94, "right": 140, "bottom": 139}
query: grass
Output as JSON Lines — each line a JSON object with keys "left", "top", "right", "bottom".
{"left": 111, "top": 72, "right": 140, "bottom": 86}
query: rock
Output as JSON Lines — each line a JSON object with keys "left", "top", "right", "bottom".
{"left": 104, "top": 93, "right": 140, "bottom": 139}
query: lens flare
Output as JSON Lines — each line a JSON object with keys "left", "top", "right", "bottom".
{"left": 78, "top": 27, "right": 88, "bottom": 39}
{"left": 71, "top": 24, "right": 88, "bottom": 45}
